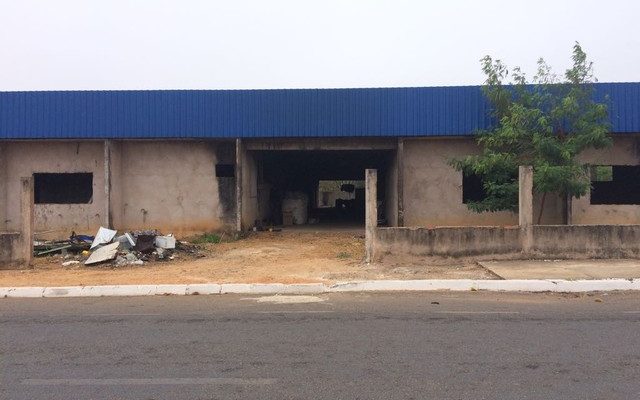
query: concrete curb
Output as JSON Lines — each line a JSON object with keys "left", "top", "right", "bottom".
{"left": 1, "top": 279, "right": 640, "bottom": 298}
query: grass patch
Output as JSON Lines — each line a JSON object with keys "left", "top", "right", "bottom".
{"left": 193, "top": 233, "right": 222, "bottom": 244}
{"left": 336, "top": 251, "right": 352, "bottom": 259}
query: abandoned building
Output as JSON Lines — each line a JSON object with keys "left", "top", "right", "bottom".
{"left": 0, "top": 83, "right": 639, "bottom": 238}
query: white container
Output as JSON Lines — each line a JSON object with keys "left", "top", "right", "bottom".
{"left": 282, "top": 192, "right": 308, "bottom": 225}
{"left": 155, "top": 235, "right": 176, "bottom": 249}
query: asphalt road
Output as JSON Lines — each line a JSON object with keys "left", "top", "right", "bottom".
{"left": 1, "top": 292, "right": 640, "bottom": 400}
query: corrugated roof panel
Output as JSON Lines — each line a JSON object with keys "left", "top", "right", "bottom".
{"left": 0, "top": 83, "right": 639, "bottom": 139}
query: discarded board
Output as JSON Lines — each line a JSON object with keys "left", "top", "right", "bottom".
{"left": 85, "top": 242, "right": 120, "bottom": 265}
{"left": 36, "top": 244, "right": 72, "bottom": 256}
{"left": 90, "top": 227, "right": 117, "bottom": 249}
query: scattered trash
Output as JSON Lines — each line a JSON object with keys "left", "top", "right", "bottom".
{"left": 35, "top": 226, "right": 204, "bottom": 268}
{"left": 36, "top": 244, "right": 72, "bottom": 257}
{"left": 134, "top": 235, "right": 156, "bottom": 253}
{"left": 155, "top": 247, "right": 166, "bottom": 259}
{"left": 155, "top": 235, "right": 176, "bottom": 249}
{"left": 115, "top": 233, "right": 136, "bottom": 250}
{"left": 85, "top": 242, "right": 121, "bottom": 265}
{"left": 90, "top": 227, "right": 118, "bottom": 249}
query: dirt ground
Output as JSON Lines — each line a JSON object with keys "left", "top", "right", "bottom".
{"left": 0, "top": 231, "right": 495, "bottom": 287}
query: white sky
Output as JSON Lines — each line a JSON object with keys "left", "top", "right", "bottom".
{"left": 0, "top": 0, "right": 638, "bottom": 91}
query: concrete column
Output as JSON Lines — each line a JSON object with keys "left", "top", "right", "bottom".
{"left": 0, "top": 144, "right": 7, "bottom": 231}
{"left": 103, "top": 140, "right": 112, "bottom": 228}
{"left": 20, "top": 177, "right": 34, "bottom": 266}
{"left": 519, "top": 166, "right": 534, "bottom": 254}
{"left": 365, "top": 169, "right": 378, "bottom": 263}
{"left": 397, "top": 139, "right": 404, "bottom": 227}
{"left": 235, "top": 138, "right": 243, "bottom": 232}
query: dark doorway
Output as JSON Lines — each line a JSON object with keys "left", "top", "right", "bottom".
{"left": 254, "top": 150, "right": 392, "bottom": 227}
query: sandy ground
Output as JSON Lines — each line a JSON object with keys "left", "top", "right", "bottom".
{"left": 0, "top": 231, "right": 494, "bottom": 287}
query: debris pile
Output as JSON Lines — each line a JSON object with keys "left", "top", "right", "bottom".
{"left": 35, "top": 226, "right": 192, "bottom": 267}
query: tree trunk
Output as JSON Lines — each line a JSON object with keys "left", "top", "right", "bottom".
{"left": 536, "top": 192, "right": 547, "bottom": 225}
{"left": 564, "top": 193, "right": 572, "bottom": 225}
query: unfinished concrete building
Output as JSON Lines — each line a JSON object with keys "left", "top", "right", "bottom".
{"left": 1, "top": 83, "right": 639, "bottom": 238}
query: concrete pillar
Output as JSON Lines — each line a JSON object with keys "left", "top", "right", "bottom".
{"left": 519, "top": 166, "right": 534, "bottom": 254}
{"left": 20, "top": 177, "right": 34, "bottom": 266}
{"left": 365, "top": 169, "right": 378, "bottom": 263}
{"left": 0, "top": 144, "right": 7, "bottom": 231}
{"left": 397, "top": 139, "right": 404, "bottom": 227}
{"left": 235, "top": 138, "right": 243, "bottom": 232}
{"left": 103, "top": 140, "right": 113, "bottom": 228}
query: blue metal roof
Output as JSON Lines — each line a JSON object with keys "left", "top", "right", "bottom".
{"left": 0, "top": 83, "right": 638, "bottom": 139}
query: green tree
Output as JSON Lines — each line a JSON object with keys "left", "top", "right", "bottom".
{"left": 452, "top": 42, "right": 611, "bottom": 223}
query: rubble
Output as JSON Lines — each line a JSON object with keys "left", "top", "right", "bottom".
{"left": 90, "top": 227, "right": 117, "bottom": 249}
{"left": 34, "top": 227, "right": 202, "bottom": 267}
{"left": 155, "top": 235, "right": 176, "bottom": 249}
{"left": 85, "top": 242, "right": 121, "bottom": 265}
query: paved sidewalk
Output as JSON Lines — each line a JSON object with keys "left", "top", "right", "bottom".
{"left": 480, "top": 259, "right": 640, "bottom": 280}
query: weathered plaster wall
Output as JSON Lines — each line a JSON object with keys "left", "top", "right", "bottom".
{"left": 3, "top": 141, "right": 105, "bottom": 236}
{"left": 573, "top": 136, "right": 640, "bottom": 224}
{"left": 374, "top": 226, "right": 521, "bottom": 258}
{"left": 0, "top": 144, "right": 8, "bottom": 231}
{"left": 374, "top": 224, "right": 640, "bottom": 260}
{"left": 403, "top": 138, "right": 520, "bottom": 227}
{"left": 215, "top": 142, "right": 237, "bottom": 226}
{"left": 116, "top": 141, "right": 225, "bottom": 235}
{"left": 533, "top": 225, "right": 640, "bottom": 258}
{"left": 1, "top": 140, "right": 233, "bottom": 239}
{"left": 0, "top": 232, "right": 22, "bottom": 267}
{"left": 385, "top": 149, "right": 398, "bottom": 227}
{"left": 241, "top": 149, "right": 259, "bottom": 229}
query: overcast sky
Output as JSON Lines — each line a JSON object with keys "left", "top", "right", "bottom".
{"left": 0, "top": 0, "right": 638, "bottom": 91}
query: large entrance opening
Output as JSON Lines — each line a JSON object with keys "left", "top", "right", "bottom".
{"left": 250, "top": 150, "right": 395, "bottom": 229}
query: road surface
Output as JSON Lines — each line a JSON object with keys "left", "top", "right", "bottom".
{"left": 1, "top": 292, "right": 639, "bottom": 399}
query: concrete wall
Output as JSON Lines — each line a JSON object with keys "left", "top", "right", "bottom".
{"left": 373, "top": 224, "right": 640, "bottom": 260}
{"left": 533, "top": 225, "right": 640, "bottom": 258}
{"left": 241, "top": 149, "right": 259, "bottom": 229}
{"left": 0, "top": 144, "right": 8, "bottom": 231}
{"left": 1, "top": 140, "right": 233, "bottom": 239}
{"left": 384, "top": 148, "right": 398, "bottom": 227}
{"left": 374, "top": 226, "right": 521, "bottom": 258}
{"left": 2, "top": 141, "right": 106, "bottom": 236}
{"left": 401, "top": 137, "right": 635, "bottom": 227}
{"left": 2, "top": 135, "right": 638, "bottom": 238}
{"left": 403, "top": 138, "right": 520, "bottom": 227}
{"left": 114, "top": 141, "right": 226, "bottom": 235}
{"left": 0, "top": 232, "right": 22, "bottom": 267}
{"left": 573, "top": 136, "right": 640, "bottom": 224}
